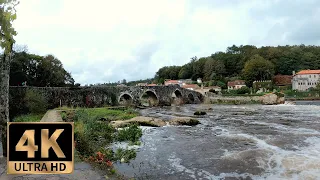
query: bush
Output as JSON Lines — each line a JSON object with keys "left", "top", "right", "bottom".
{"left": 73, "top": 108, "right": 141, "bottom": 166}
{"left": 114, "top": 148, "right": 137, "bottom": 163}
{"left": 209, "top": 89, "right": 216, "bottom": 93}
{"left": 236, "top": 86, "right": 250, "bottom": 94}
{"left": 116, "top": 124, "right": 142, "bottom": 143}
{"left": 24, "top": 89, "right": 48, "bottom": 114}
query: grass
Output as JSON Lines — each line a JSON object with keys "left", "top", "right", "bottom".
{"left": 13, "top": 114, "right": 43, "bottom": 122}
{"left": 73, "top": 107, "right": 139, "bottom": 122}
{"left": 72, "top": 107, "right": 142, "bottom": 170}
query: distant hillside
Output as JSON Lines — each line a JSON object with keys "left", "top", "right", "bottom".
{"left": 153, "top": 44, "right": 320, "bottom": 87}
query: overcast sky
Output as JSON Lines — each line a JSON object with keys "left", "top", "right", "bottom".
{"left": 13, "top": 0, "right": 320, "bottom": 85}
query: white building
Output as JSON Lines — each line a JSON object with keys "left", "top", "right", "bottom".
{"left": 292, "top": 70, "right": 320, "bottom": 91}
{"left": 197, "top": 78, "right": 202, "bottom": 84}
{"left": 227, "top": 80, "right": 246, "bottom": 91}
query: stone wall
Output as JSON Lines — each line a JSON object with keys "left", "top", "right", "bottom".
{"left": 204, "top": 93, "right": 285, "bottom": 105}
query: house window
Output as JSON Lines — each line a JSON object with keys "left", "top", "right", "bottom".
{"left": 315, "top": 75, "right": 316, "bottom": 78}
{"left": 310, "top": 75, "right": 311, "bottom": 78}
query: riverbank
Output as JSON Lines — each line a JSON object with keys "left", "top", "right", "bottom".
{"left": 203, "top": 92, "right": 285, "bottom": 105}
{"left": 204, "top": 96, "right": 261, "bottom": 104}
{"left": 286, "top": 97, "right": 320, "bottom": 101}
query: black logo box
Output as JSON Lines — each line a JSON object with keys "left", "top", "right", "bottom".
{"left": 8, "top": 122, "right": 73, "bottom": 161}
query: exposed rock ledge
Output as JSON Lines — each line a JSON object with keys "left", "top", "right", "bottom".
{"left": 110, "top": 116, "right": 200, "bottom": 128}
{"left": 260, "top": 93, "right": 285, "bottom": 105}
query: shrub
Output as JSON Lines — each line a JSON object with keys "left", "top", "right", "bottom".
{"left": 24, "top": 89, "right": 48, "bottom": 114}
{"left": 114, "top": 148, "right": 137, "bottom": 163}
{"left": 236, "top": 86, "right": 250, "bottom": 94}
{"left": 116, "top": 124, "right": 142, "bottom": 143}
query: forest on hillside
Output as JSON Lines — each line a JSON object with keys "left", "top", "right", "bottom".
{"left": 154, "top": 44, "right": 320, "bottom": 88}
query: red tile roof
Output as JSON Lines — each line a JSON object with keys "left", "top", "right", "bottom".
{"left": 165, "top": 80, "right": 179, "bottom": 84}
{"left": 296, "top": 70, "right": 320, "bottom": 75}
{"left": 273, "top": 75, "right": 292, "bottom": 86}
{"left": 228, "top": 80, "right": 245, "bottom": 86}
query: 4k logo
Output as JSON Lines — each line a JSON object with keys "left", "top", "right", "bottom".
{"left": 7, "top": 122, "right": 74, "bottom": 174}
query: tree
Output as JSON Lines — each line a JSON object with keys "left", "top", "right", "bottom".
{"left": 242, "top": 54, "right": 275, "bottom": 86}
{"left": 203, "top": 58, "right": 226, "bottom": 81}
{"left": 35, "top": 55, "right": 74, "bottom": 87}
{"left": 178, "top": 64, "right": 192, "bottom": 79}
{"left": 0, "top": 0, "right": 19, "bottom": 157}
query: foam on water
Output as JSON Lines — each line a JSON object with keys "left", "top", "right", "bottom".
{"left": 219, "top": 133, "right": 320, "bottom": 180}
{"left": 248, "top": 121, "right": 320, "bottom": 135}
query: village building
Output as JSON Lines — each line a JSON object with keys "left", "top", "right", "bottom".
{"left": 164, "top": 80, "right": 179, "bottom": 86}
{"left": 292, "top": 70, "right": 320, "bottom": 91}
{"left": 164, "top": 79, "right": 193, "bottom": 86}
{"left": 227, "top": 80, "right": 246, "bottom": 91}
{"left": 181, "top": 84, "right": 200, "bottom": 91}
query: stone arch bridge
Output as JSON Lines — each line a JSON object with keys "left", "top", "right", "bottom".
{"left": 9, "top": 85, "right": 203, "bottom": 109}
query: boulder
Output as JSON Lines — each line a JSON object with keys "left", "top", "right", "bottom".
{"left": 110, "top": 116, "right": 200, "bottom": 127}
{"left": 194, "top": 111, "right": 207, "bottom": 115}
{"left": 110, "top": 116, "right": 166, "bottom": 128}
{"left": 260, "top": 93, "right": 285, "bottom": 105}
{"left": 169, "top": 117, "right": 200, "bottom": 126}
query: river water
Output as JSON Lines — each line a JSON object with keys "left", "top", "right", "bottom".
{"left": 113, "top": 103, "right": 320, "bottom": 180}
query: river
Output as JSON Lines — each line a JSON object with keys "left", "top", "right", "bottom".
{"left": 113, "top": 103, "right": 320, "bottom": 180}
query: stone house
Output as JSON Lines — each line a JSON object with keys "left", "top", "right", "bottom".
{"left": 227, "top": 80, "right": 246, "bottom": 91}
{"left": 164, "top": 80, "right": 179, "bottom": 86}
{"left": 165, "top": 79, "right": 193, "bottom": 86}
{"left": 292, "top": 70, "right": 320, "bottom": 91}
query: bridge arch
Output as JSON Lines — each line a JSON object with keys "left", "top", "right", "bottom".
{"left": 140, "top": 90, "right": 159, "bottom": 107}
{"left": 118, "top": 93, "right": 133, "bottom": 106}
{"left": 187, "top": 93, "right": 195, "bottom": 104}
{"left": 171, "top": 89, "right": 183, "bottom": 105}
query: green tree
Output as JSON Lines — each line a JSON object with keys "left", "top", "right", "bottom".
{"left": 203, "top": 58, "right": 226, "bottom": 81}
{"left": 36, "top": 55, "right": 74, "bottom": 87}
{"left": 178, "top": 64, "right": 192, "bottom": 79}
{"left": 242, "top": 54, "right": 275, "bottom": 86}
{"left": 0, "top": 0, "right": 19, "bottom": 157}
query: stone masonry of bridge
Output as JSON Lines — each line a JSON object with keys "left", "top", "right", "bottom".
{"left": 9, "top": 85, "right": 203, "bottom": 111}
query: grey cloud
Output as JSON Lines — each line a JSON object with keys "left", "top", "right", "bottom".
{"left": 71, "top": 41, "right": 160, "bottom": 84}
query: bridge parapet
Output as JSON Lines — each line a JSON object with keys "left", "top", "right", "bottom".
{"left": 9, "top": 85, "right": 203, "bottom": 110}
